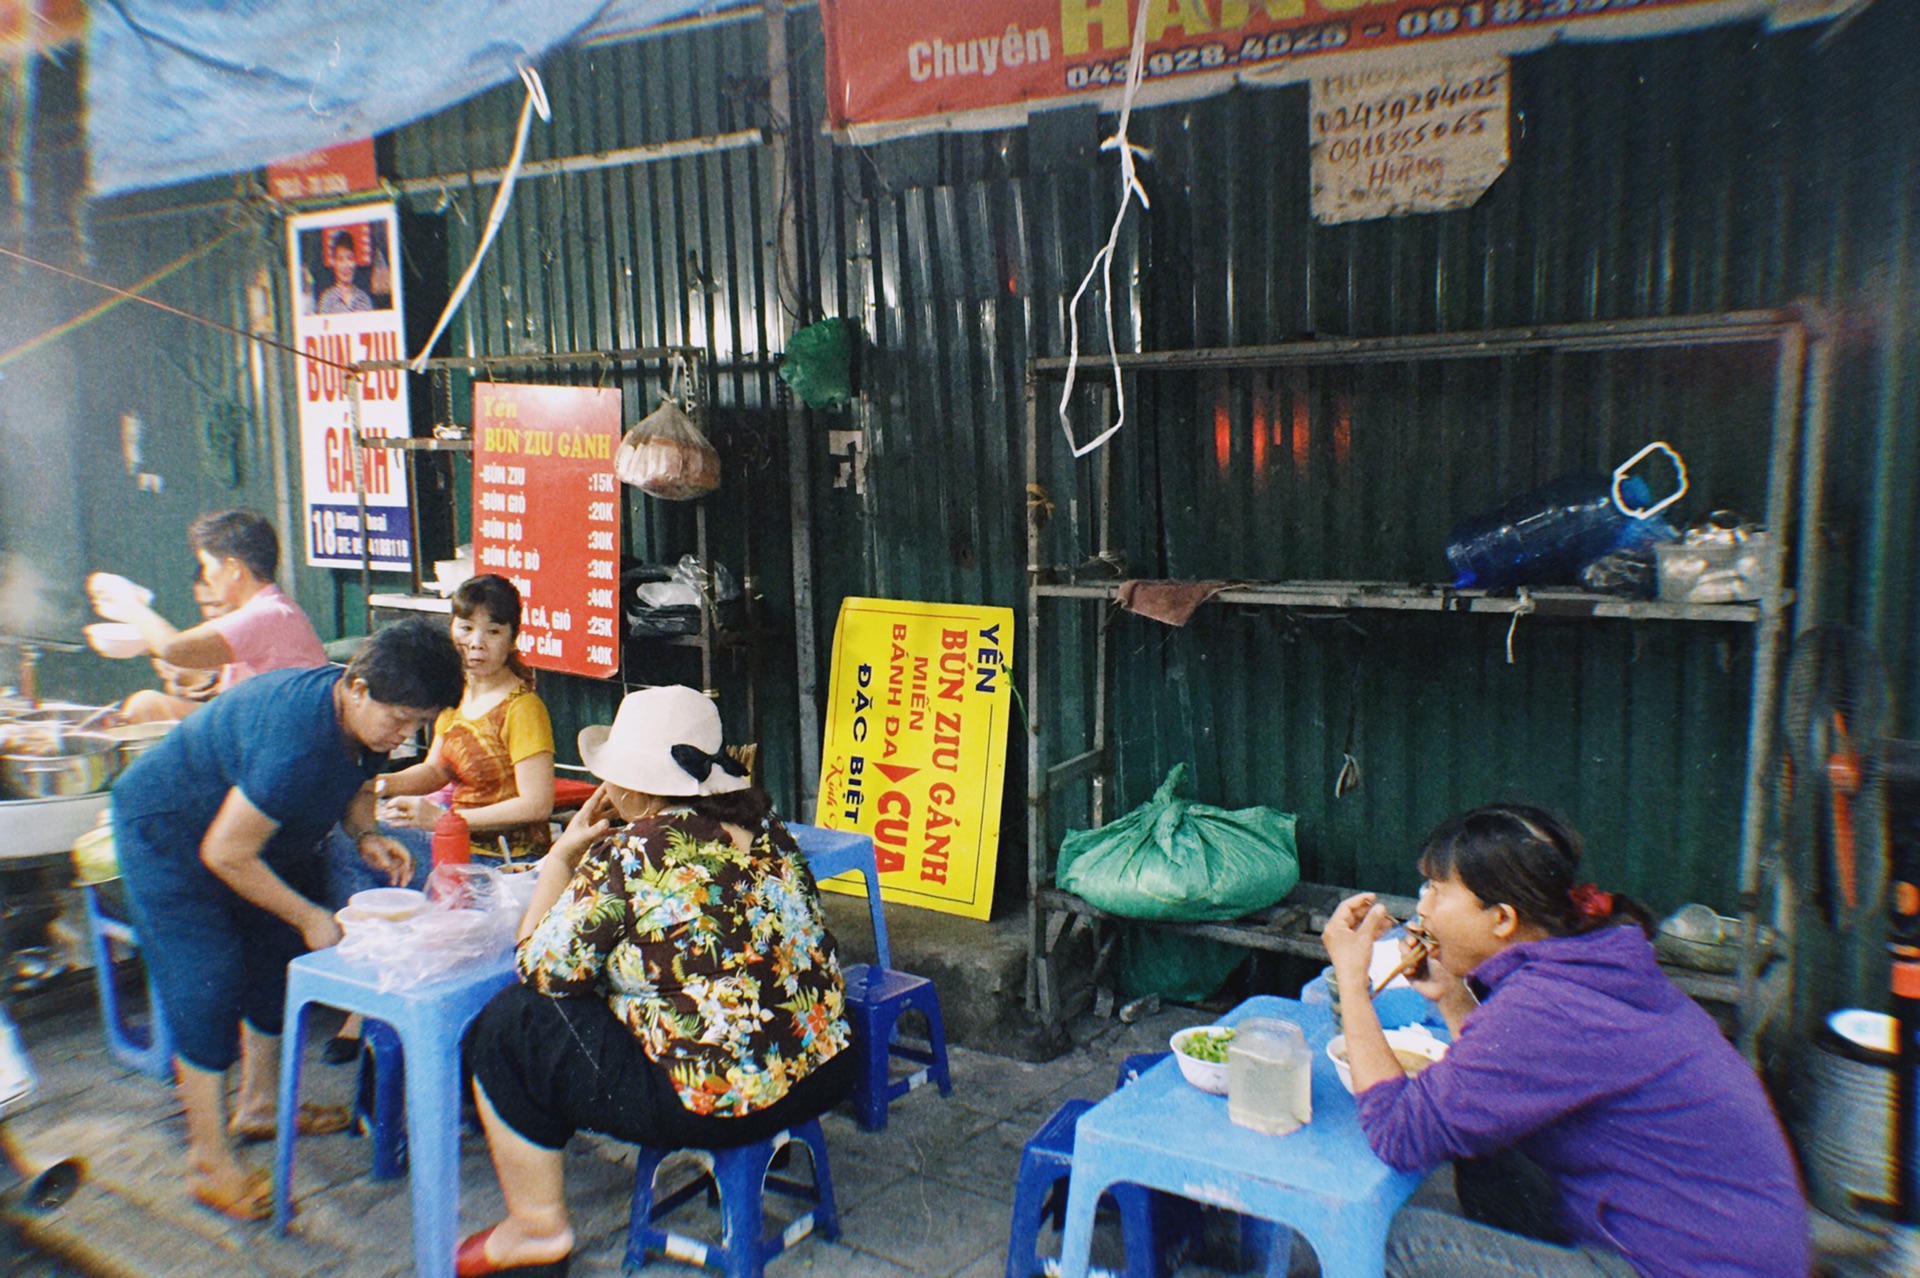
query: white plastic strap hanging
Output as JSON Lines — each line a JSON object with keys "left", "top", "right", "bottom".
{"left": 408, "top": 64, "right": 552, "bottom": 373}
{"left": 1611, "top": 441, "right": 1688, "bottom": 520}
{"left": 1055, "top": 1, "right": 1152, "bottom": 460}
{"left": 1505, "top": 587, "right": 1533, "bottom": 665}
{"left": 665, "top": 353, "right": 689, "bottom": 408}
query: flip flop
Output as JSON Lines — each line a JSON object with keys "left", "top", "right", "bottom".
{"left": 229, "top": 1102, "right": 353, "bottom": 1144}
{"left": 189, "top": 1168, "right": 274, "bottom": 1223}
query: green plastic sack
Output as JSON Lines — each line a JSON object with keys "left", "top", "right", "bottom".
{"left": 777, "top": 318, "right": 853, "bottom": 410}
{"left": 1057, "top": 764, "right": 1299, "bottom": 921}
{"left": 1118, "top": 926, "right": 1247, "bottom": 1004}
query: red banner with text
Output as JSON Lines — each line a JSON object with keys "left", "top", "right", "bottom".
{"left": 472, "top": 385, "right": 623, "bottom": 681}
{"left": 823, "top": 0, "right": 1781, "bottom": 137}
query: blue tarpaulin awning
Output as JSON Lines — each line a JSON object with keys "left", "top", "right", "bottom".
{"left": 86, "top": 0, "right": 727, "bottom": 197}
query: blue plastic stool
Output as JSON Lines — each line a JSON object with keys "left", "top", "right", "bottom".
{"left": 80, "top": 884, "right": 173, "bottom": 1083}
{"left": 1114, "top": 1052, "right": 1170, "bottom": 1091}
{"left": 275, "top": 948, "right": 515, "bottom": 1278}
{"left": 351, "top": 1019, "right": 407, "bottom": 1180}
{"left": 1005, "top": 1099, "right": 1193, "bottom": 1278}
{"left": 625, "top": 1119, "right": 838, "bottom": 1277}
{"left": 787, "top": 823, "right": 890, "bottom": 968}
{"left": 842, "top": 962, "right": 952, "bottom": 1131}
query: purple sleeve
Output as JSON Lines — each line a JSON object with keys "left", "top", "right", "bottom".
{"left": 1353, "top": 983, "right": 1623, "bottom": 1172}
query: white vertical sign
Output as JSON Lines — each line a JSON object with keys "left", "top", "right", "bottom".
{"left": 287, "top": 203, "right": 412, "bottom": 569}
{"left": 1311, "top": 58, "right": 1510, "bottom": 226}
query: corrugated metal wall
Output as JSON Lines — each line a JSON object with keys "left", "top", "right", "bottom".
{"left": 14, "top": 3, "right": 1918, "bottom": 926}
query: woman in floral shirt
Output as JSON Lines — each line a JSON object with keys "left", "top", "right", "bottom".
{"left": 457, "top": 686, "right": 853, "bottom": 1278}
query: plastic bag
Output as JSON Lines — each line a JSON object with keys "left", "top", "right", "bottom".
{"left": 1056, "top": 764, "right": 1299, "bottom": 922}
{"left": 335, "top": 864, "right": 520, "bottom": 992}
{"left": 777, "top": 318, "right": 853, "bottom": 410}
{"left": 1655, "top": 512, "right": 1770, "bottom": 604}
{"left": 636, "top": 554, "right": 740, "bottom": 609}
{"left": 1579, "top": 546, "right": 1659, "bottom": 599}
{"left": 615, "top": 396, "right": 720, "bottom": 501}
{"left": 626, "top": 555, "right": 743, "bottom": 638}
{"left": 1118, "top": 927, "right": 1247, "bottom": 1003}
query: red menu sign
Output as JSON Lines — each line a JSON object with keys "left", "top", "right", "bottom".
{"left": 472, "top": 385, "right": 622, "bottom": 680}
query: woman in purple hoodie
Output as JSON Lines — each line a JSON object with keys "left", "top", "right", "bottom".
{"left": 1322, "top": 804, "right": 1806, "bottom": 1278}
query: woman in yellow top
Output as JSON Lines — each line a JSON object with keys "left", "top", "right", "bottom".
{"left": 323, "top": 574, "right": 555, "bottom": 1059}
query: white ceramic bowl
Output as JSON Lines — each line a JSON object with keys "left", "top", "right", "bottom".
{"left": 1169, "top": 1025, "right": 1236, "bottom": 1095}
{"left": 84, "top": 623, "right": 147, "bottom": 659}
{"left": 348, "top": 887, "right": 426, "bottom": 921}
{"left": 1327, "top": 1026, "right": 1448, "bottom": 1094}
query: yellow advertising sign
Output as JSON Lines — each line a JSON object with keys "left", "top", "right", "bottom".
{"left": 814, "top": 598, "right": 1013, "bottom": 920}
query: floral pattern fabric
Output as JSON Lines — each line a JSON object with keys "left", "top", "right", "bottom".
{"left": 516, "top": 811, "right": 851, "bottom": 1118}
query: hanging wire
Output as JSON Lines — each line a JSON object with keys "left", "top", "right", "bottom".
{"left": 0, "top": 235, "right": 357, "bottom": 373}
{"left": 1056, "top": 1, "right": 1153, "bottom": 460}
{"left": 408, "top": 63, "right": 551, "bottom": 373}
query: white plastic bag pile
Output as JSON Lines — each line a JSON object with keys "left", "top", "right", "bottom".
{"left": 336, "top": 863, "right": 530, "bottom": 992}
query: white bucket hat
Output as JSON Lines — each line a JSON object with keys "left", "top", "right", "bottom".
{"left": 576, "top": 685, "right": 749, "bottom": 797}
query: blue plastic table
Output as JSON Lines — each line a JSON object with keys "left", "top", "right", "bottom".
{"left": 1056, "top": 996, "right": 1422, "bottom": 1278}
{"left": 274, "top": 946, "right": 516, "bottom": 1278}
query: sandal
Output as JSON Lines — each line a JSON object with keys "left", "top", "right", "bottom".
{"left": 229, "top": 1102, "right": 352, "bottom": 1144}
{"left": 189, "top": 1168, "right": 273, "bottom": 1223}
{"left": 456, "top": 1225, "right": 573, "bottom": 1277}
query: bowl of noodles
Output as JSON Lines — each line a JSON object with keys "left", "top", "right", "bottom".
{"left": 1327, "top": 1025, "right": 1448, "bottom": 1094}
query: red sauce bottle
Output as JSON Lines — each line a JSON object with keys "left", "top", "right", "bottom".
{"left": 431, "top": 809, "right": 471, "bottom": 868}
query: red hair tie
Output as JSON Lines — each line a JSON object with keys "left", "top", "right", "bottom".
{"left": 1569, "top": 882, "right": 1614, "bottom": 919}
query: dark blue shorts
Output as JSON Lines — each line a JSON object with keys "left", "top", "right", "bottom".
{"left": 115, "top": 811, "right": 317, "bottom": 1073}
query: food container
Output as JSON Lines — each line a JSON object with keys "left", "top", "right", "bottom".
{"left": 1169, "top": 1025, "right": 1235, "bottom": 1095}
{"left": 84, "top": 623, "right": 147, "bottom": 659}
{"left": 348, "top": 887, "right": 427, "bottom": 921}
{"left": 334, "top": 905, "right": 375, "bottom": 937}
{"left": 496, "top": 863, "right": 539, "bottom": 915}
{"left": 1, "top": 731, "right": 118, "bottom": 798}
{"left": 1655, "top": 525, "right": 1770, "bottom": 605}
{"left": 98, "top": 721, "right": 173, "bottom": 770}
{"left": 1327, "top": 1025, "right": 1448, "bottom": 1094}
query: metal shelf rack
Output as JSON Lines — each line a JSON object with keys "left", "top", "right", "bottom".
{"left": 1023, "top": 309, "right": 1833, "bottom": 1050}
{"left": 349, "top": 346, "right": 768, "bottom": 735}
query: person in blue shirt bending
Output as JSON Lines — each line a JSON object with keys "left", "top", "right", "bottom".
{"left": 111, "top": 618, "right": 464, "bottom": 1222}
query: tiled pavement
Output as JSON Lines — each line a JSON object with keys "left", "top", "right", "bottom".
{"left": 2, "top": 982, "right": 1316, "bottom": 1278}
{"left": 1, "top": 981, "right": 1897, "bottom": 1277}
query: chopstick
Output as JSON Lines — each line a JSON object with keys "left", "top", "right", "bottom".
{"left": 1370, "top": 935, "right": 1433, "bottom": 998}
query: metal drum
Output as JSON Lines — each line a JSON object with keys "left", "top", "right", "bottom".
{"left": 1804, "top": 1009, "right": 1918, "bottom": 1226}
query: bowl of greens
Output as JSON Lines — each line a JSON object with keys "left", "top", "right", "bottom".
{"left": 1169, "top": 1025, "right": 1235, "bottom": 1094}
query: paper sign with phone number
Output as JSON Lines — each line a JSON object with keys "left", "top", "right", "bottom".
{"left": 823, "top": 0, "right": 1783, "bottom": 137}
{"left": 814, "top": 598, "right": 1014, "bottom": 921}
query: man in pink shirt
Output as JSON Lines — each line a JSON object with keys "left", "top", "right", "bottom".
{"left": 90, "top": 510, "right": 328, "bottom": 722}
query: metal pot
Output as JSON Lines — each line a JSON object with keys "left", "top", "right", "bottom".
{"left": 0, "top": 732, "right": 118, "bottom": 799}
{"left": 98, "top": 721, "right": 174, "bottom": 771}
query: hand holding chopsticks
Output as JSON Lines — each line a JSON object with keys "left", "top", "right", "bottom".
{"left": 1370, "top": 931, "right": 1434, "bottom": 998}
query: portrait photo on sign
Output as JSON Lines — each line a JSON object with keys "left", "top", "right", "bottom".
{"left": 295, "top": 220, "right": 394, "bottom": 315}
